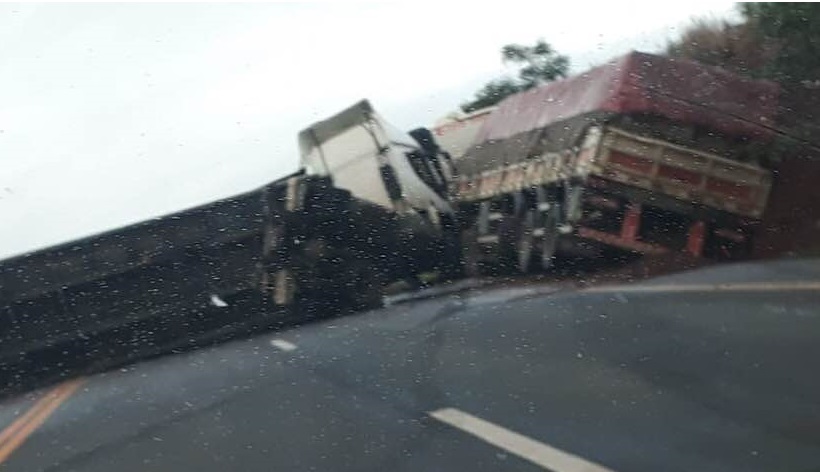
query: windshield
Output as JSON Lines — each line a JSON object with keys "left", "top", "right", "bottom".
{"left": 0, "top": 3, "right": 818, "bottom": 471}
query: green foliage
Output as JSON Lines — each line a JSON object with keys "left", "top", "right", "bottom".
{"left": 740, "top": 2, "right": 820, "bottom": 85}
{"left": 460, "top": 78, "right": 521, "bottom": 114}
{"left": 461, "top": 40, "right": 568, "bottom": 113}
{"left": 665, "top": 17, "right": 774, "bottom": 77}
{"left": 665, "top": 3, "right": 820, "bottom": 156}
{"left": 668, "top": 3, "right": 820, "bottom": 85}
{"left": 501, "top": 40, "right": 570, "bottom": 90}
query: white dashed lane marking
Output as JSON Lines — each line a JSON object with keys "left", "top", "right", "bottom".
{"left": 430, "top": 408, "right": 615, "bottom": 472}
{"left": 270, "top": 339, "right": 297, "bottom": 352}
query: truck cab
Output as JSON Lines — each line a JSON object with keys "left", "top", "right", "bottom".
{"left": 298, "top": 100, "right": 454, "bottom": 221}
{"left": 259, "top": 100, "right": 463, "bottom": 310}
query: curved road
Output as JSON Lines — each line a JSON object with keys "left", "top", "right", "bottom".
{"left": 1, "top": 258, "right": 819, "bottom": 471}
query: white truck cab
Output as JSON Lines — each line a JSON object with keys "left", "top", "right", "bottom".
{"left": 298, "top": 100, "right": 454, "bottom": 218}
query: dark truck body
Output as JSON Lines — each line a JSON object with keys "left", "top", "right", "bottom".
{"left": 449, "top": 51, "right": 779, "bottom": 273}
{"left": 0, "top": 101, "right": 454, "bottom": 388}
{"left": 0, "top": 176, "right": 319, "bottom": 374}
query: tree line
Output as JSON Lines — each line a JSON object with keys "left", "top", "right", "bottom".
{"left": 462, "top": 3, "right": 820, "bottom": 122}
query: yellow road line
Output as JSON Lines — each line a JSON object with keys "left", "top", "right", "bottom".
{"left": 0, "top": 378, "right": 84, "bottom": 464}
{"left": 0, "top": 391, "right": 59, "bottom": 449}
{"left": 584, "top": 281, "right": 820, "bottom": 294}
{"left": 0, "top": 380, "right": 77, "bottom": 447}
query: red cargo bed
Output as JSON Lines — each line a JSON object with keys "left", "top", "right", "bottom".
{"left": 475, "top": 51, "right": 779, "bottom": 146}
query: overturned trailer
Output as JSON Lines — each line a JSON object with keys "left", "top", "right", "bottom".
{"left": 0, "top": 100, "right": 458, "bottom": 387}
{"left": 446, "top": 51, "right": 778, "bottom": 274}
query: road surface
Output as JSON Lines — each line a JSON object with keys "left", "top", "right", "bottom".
{"left": 1, "top": 258, "right": 819, "bottom": 471}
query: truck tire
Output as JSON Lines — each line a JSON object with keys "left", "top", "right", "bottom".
{"left": 437, "top": 215, "right": 465, "bottom": 281}
{"left": 704, "top": 229, "right": 752, "bottom": 261}
{"left": 494, "top": 217, "right": 522, "bottom": 275}
{"left": 462, "top": 217, "right": 520, "bottom": 277}
{"left": 539, "top": 203, "right": 560, "bottom": 270}
{"left": 461, "top": 227, "right": 484, "bottom": 278}
{"left": 515, "top": 210, "right": 536, "bottom": 273}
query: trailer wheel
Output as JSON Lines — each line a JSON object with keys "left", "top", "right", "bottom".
{"left": 461, "top": 227, "right": 484, "bottom": 278}
{"left": 704, "top": 229, "right": 752, "bottom": 261}
{"left": 462, "top": 215, "right": 520, "bottom": 277}
{"left": 515, "top": 210, "right": 536, "bottom": 273}
{"left": 539, "top": 203, "right": 560, "bottom": 270}
{"left": 438, "top": 214, "right": 465, "bottom": 281}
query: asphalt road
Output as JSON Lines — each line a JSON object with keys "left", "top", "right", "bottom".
{"left": 1, "top": 258, "right": 819, "bottom": 471}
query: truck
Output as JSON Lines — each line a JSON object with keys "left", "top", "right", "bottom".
{"left": 431, "top": 106, "right": 496, "bottom": 159}
{"left": 0, "top": 51, "right": 780, "bottom": 388}
{"left": 0, "top": 100, "right": 458, "bottom": 387}
{"left": 442, "top": 51, "right": 778, "bottom": 275}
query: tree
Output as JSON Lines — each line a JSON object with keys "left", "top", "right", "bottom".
{"left": 663, "top": 3, "right": 820, "bottom": 167}
{"left": 667, "top": 3, "right": 820, "bottom": 86}
{"left": 501, "top": 40, "right": 570, "bottom": 90}
{"left": 461, "top": 40, "right": 569, "bottom": 113}
{"left": 665, "top": 17, "right": 775, "bottom": 77}
{"left": 741, "top": 2, "right": 820, "bottom": 85}
{"left": 665, "top": 3, "right": 820, "bottom": 145}
{"left": 460, "top": 78, "right": 522, "bottom": 114}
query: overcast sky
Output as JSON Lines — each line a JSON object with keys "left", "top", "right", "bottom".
{"left": 0, "top": 2, "right": 739, "bottom": 259}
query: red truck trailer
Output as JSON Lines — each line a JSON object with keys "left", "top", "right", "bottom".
{"left": 447, "top": 51, "right": 779, "bottom": 274}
